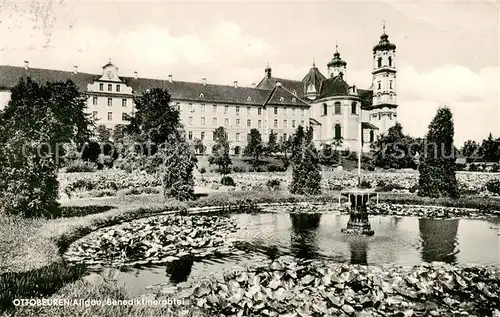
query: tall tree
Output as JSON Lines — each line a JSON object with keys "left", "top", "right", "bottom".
{"left": 128, "top": 88, "right": 182, "bottom": 145}
{"left": 373, "top": 122, "right": 419, "bottom": 169}
{"left": 193, "top": 138, "right": 206, "bottom": 155}
{"left": 0, "top": 77, "right": 91, "bottom": 216}
{"left": 418, "top": 107, "right": 459, "bottom": 198}
{"left": 244, "top": 129, "right": 264, "bottom": 168}
{"left": 289, "top": 126, "right": 322, "bottom": 195}
{"left": 480, "top": 133, "right": 500, "bottom": 162}
{"left": 278, "top": 134, "right": 292, "bottom": 168}
{"left": 208, "top": 127, "right": 232, "bottom": 174}
{"left": 96, "top": 125, "right": 111, "bottom": 143}
{"left": 266, "top": 130, "right": 278, "bottom": 156}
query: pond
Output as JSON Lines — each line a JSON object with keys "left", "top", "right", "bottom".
{"left": 85, "top": 212, "right": 500, "bottom": 297}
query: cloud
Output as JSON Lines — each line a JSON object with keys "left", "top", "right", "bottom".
{"left": 0, "top": 6, "right": 274, "bottom": 84}
{"left": 396, "top": 64, "right": 499, "bottom": 144}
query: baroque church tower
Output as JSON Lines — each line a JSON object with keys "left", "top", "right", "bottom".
{"left": 370, "top": 23, "right": 398, "bottom": 134}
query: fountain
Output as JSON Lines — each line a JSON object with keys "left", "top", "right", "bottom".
{"left": 339, "top": 115, "right": 378, "bottom": 236}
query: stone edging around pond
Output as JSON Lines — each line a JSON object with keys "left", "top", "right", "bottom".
{"left": 145, "top": 256, "right": 500, "bottom": 317}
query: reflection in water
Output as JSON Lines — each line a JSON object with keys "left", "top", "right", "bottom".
{"left": 290, "top": 213, "right": 321, "bottom": 259}
{"left": 349, "top": 238, "right": 368, "bottom": 265}
{"left": 419, "top": 218, "right": 459, "bottom": 264}
{"left": 165, "top": 256, "right": 194, "bottom": 283}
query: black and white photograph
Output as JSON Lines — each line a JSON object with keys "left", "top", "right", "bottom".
{"left": 0, "top": 1, "right": 499, "bottom": 316}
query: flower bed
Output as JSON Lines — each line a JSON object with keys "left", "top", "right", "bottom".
{"left": 63, "top": 214, "right": 239, "bottom": 266}
{"left": 160, "top": 257, "right": 500, "bottom": 316}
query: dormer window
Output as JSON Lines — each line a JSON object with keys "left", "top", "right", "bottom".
{"left": 247, "top": 96, "right": 251, "bottom": 101}
{"left": 292, "top": 90, "right": 297, "bottom": 96}
{"left": 199, "top": 93, "right": 204, "bottom": 98}
{"left": 279, "top": 97, "right": 284, "bottom": 102}
{"left": 292, "top": 98, "right": 296, "bottom": 103}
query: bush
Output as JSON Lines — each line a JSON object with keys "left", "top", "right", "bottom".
{"left": 221, "top": 176, "right": 236, "bottom": 187}
{"left": 267, "top": 164, "right": 286, "bottom": 173}
{"left": 266, "top": 179, "right": 281, "bottom": 191}
{"left": 232, "top": 166, "right": 247, "bottom": 173}
{"left": 409, "top": 185, "right": 419, "bottom": 193}
{"left": 486, "top": 179, "right": 500, "bottom": 195}
{"left": 160, "top": 141, "right": 196, "bottom": 201}
{"left": 199, "top": 167, "right": 206, "bottom": 174}
{"left": 491, "top": 164, "right": 499, "bottom": 173}
{"left": 360, "top": 180, "right": 372, "bottom": 189}
{"left": 469, "top": 163, "right": 478, "bottom": 171}
{"left": 64, "top": 160, "right": 97, "bottom": 173}
{"left": 255, "top": 166, "right": 264, "bottom": 173}
{"left": 0, "top": 134, "right": 60, "bottom": 218}
{"left": 248, "top": 167, "right": 255, "bottom": 172}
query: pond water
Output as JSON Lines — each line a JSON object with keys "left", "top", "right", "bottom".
{"left": 88, "top": 213, "right": 500, "bottom": 297}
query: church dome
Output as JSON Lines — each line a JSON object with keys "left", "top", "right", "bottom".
{"left": 327, "top": 51, "right": 347, "bottom": 67}
{"left": 373, "top": 33, "right": 396, "bottom": 52}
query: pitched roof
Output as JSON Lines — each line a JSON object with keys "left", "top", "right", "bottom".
{"left": 362, "top": 122, "right": 378, "bottom": 130}
{"left": 0, "top": 65, "right": 304, "bottom": 107}
{"left": 358, "top": 89, "right": 373, "bottom": 109}
{"left": 302, "top": 66, "right": 326, "bottom": 94}
{"left": 256, "top": 76, "right": 304, "bottom": 97}
{"left": 318, "top": 74, "right": 350, "bottom": 98}
{"left": 264, "top": 85, "right": 309, "bottom": 107}
{"left": 0, "top": 65, "right": 97, "bottom": 91}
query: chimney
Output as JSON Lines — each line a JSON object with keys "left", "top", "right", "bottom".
{"left": 24, "top": 61, "right": 29, "bottom": 69}
{"left": 251, "top": 83, "right": 256, "bottom": 88}
{"left": 168, "top": 74, "right": 173, "bottom": 83}
{"left": 233, "top": 80, "right": 238, "bottom": 88}
{"left": 202, "top": 78, "right": 207, "bottom": 86}
{"left": 275, "top": 81, "right": 282, "bottom": 87}
{"left": 73, "top": 65, "right": 78, "bottom": 74}
{"left": 134, "top": 71, "right": 138, "bottom": 79}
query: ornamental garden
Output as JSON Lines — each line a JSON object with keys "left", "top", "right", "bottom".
{"left": 0, "top": 78, "right": 499, "bottom": 317}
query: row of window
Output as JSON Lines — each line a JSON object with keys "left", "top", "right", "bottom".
{"left": 376, "top": 56, "right": 393, "bottom": 68}
{"left": 187, "top": 104, "right": 305, "bottom": 116}
{"left": 323, "top": 102, "right": 357, "bottom": 116}
{"left": 188, "top": 131, "right": 291, "bottom": 142}
{"left": 92, "top": 111, "right": 128, "bottom": 122}
{"left": 92, "top": 97, "right": 128, "bottom": 107}
{"left": 99, "top": 83, "right": 121, "bottom": 92}
{"left": 187, "top": 116, "right": 305, "bottom": 128}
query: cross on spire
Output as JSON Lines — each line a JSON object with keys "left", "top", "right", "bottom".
{"left": 382, "top": 20, "right": 386, "bottom": 34}
{"left": 312, "top": 57, "right": 315, "bottom": 67}
{"left": 335, "top": 41, "right": 338, "bottom": 53}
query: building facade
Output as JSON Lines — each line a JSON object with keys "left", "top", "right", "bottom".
{"left": 0, "top": 29, "right": 398, "bottom": 154}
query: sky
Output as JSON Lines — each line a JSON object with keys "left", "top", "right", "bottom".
{"left": 0, "top": 0, "right": 499, "bottom": 145}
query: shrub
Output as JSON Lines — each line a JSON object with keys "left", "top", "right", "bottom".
{"left": 491, "top": 164, "right": 499, "bottom": 173}
{"left": 409, "top": 185, "right": 419, "bottom": 193}
{"left": 267, "top": 164, "right": 286, "bottom": 172}
{"left": 221, "top": 176, "right": 236, "bottom": 187}
{"left": 248, "top": 167, "right": 255, "bottom": 172}
{"left": 64, "top": 160, "right": 97, "bottom": 173}
{"left": 469, "top": 163, "right": 478, "bottom": 172}
{"left": 232, "top": 166, "right": 247, "bottom": 173}
{"left": 0, "top": 134, "right": 60, "bottom": 218}
{"left": 360, "top": 180, "right": 372, "bottom": 189}
{"left": 486, "top": 179, "right": 500, "bottom": 195}
{"left": 160, "top": 141, "right": 197, "bottom": 201}
{"left": 199, "top": 167, "right": 206, "bottom": 174}
{"left": 255, "top": 166, "right": 264, "bottom": 173}
{"left": 266, "top": 179, "right": 281, "bottom": 191}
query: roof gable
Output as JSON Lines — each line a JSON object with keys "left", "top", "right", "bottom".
{"left": 319, "top": 74, "right": 350, "bottom": 98}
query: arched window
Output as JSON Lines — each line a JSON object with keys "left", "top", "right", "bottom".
{"left": 234, "top": 146, "right": 241, "bottom": 155}
{"left": 377, "top": 57, "right": 382, "bottom": 68}
{"left": 334, "top": 102, "right": 341, "bottom": 115}
{"left": 351, "top": 102, "right": 357, "bottom": 115}
{"left": 334, "top": 124, "right": 342, "bottom": 139}
{"left": 388, "top": 56, "right": 392, "bottom": 67}
{"left": 369, "top": 130, "right": 374, "bottom": 143}
{"left": 323, "top": 103, "right": 327, "bottom": 116}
